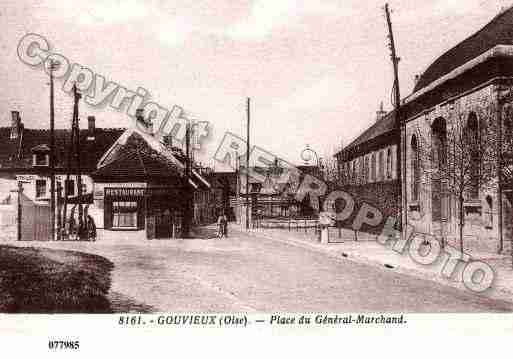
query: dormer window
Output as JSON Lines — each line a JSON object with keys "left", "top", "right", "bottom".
{"left": 33, "top": 153, "right": 49, "bottom": 166}
{"left": 31, "top": 144, "right": 50, "bottom": 167}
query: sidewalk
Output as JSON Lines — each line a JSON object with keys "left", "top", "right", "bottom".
{"left": 234, "top": 224, "right": 513, "bottom": 304}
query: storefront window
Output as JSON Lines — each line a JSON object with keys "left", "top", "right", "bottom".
{"left": 113, "top": 201, "right": 138, "bottom": 228}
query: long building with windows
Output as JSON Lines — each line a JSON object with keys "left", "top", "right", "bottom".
{"left": 336, "top": 7, "right": 513, "bottom": 253}
{"left": 334, "top": 105, "right": 401, "bottom": 233}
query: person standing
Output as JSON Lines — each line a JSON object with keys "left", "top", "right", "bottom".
{"left": 217, "top": 212, "right": 226, "bottom": 238}
{"left": 222, "top": 212, "right": 228, "bottom": 238}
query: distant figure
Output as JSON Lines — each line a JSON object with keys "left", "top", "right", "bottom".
{"left": 222, "top": 212, "right": 228, "bottom": 238}
{"left": 86, "top": 215, "right": 97, "bottom": 241}
{"left": 217, "top": 212, "right": 227, "bottom": 238}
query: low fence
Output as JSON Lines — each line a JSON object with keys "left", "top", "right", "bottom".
{"left": 254, "top": 218, "right": 377, "bottom": 243}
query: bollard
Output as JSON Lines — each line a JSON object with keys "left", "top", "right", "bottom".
{"left": 320, "top": 225, "right": 329, "bottom": 244}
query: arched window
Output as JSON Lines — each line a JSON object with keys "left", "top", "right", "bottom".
{"left": 359, "top": 157, "right": 365, "bottom": 184}
{"left": 371, "top": 153, "right": 376, "bottom": 182}
{"left": 467, "top": 113, "right": 479, "bottom": 199}
{"left": 378, "top": 151, "right": 384, "bottom": 181}
{"left": 504, "top": 104, "right": 513, "bottom": 143}
{"left": 386, "top": 148, "right": 392, "bottom": 179}
{"left": 363, "top": 156, "right": 369, "bottom": 183}
{"left": 431, "top": 117, "right": 448, "bottom": 222}
{"left": 411, "top": 135, "right": 420, "bottom": 201}
{"left": 485, "top": 195, "right": 493, "bottom": 229}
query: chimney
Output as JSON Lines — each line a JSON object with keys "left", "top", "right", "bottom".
{"left": 136, "top": 108, "right": 144, "bottom": 123}
{"left": 10, "top": 111, "right": 21, "bottom": 139}
{"left": 376, "top": 102, "right": 386, "bottom": 122}
{"left": 162, "top": 134, "right": 173, "bottom": 148}
{"left": 86, "top": 116, "right": 96, "bottom": 140}
{"left": 88, "top": 116, "right": 95, "bottom": 132}
{"left": 414, "top": 74, "right": 421, "bottom": 86}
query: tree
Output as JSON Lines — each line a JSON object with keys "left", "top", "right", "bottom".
{"left": 496, "top": 92, "right": 513, "bottom": 259}
{"left": 414, "top": 105, "right": 497, "bottom": 253}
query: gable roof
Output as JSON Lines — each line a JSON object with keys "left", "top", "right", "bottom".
{"left": 92, "top": 129, "right": 183, "bottom": 180}
{"left": 0, "top": 126, "right": 124, "bottom": 171}
{"left": 336, "top": 111, "right": 397, "bottom": 158}
{"left": 91, "top": 148, "right": 183, "bottom": 180}
{"left": 92, "top": 128, "right": 211, "bottom": 190}
{"left": 414, "top": 6, "right": 513, "bottom": 92}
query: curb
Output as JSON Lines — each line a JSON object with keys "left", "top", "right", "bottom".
{"left": 243, "top": 228, "right": 513, "bottom": 306}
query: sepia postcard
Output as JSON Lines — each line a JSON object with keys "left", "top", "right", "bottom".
{"left": 1, "top": 0, "right": 513, "bottom": 357}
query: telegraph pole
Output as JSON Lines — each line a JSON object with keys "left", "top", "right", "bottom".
{"left": 184, "top": 120, "right": 192, "bottom": 238}
{"left": 246, "top": 97, "right": 250, "bottom": 230}
{"left": 385, "top": 3, "right": 406, "bottom": 236}
{"left": 74, "top": 85, "right": 84, "bottom": 238}
{"left": 49, "top": 60, "right": 58, "bottom": 241}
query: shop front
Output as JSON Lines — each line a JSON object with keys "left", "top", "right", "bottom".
{"left": 102, "top": 186, "right": 186, "bottom": 239}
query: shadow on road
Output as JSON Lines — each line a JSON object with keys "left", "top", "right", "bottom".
{"left": 108, "top": 291, "right": 156, "bottom": 313}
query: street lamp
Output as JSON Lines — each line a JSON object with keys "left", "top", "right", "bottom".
{"left": 301, "top": 144, "right": 319, "bottom": 167}
{"left": 301, "top": 144, "right": 325, "bottom": 178}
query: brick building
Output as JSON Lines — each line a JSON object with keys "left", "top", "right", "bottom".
{"left": 336, "top": 7, "right": 513, "bottom": 252}
{"left": 0, "top": 110, "right": 212, "bottom": 240}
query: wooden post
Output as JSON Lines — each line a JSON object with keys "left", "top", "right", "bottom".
{"left": 49, "top": 60, "right": 57, "bottom": 241}
{"left": 56, "top": 182, "right": 62, "bottom": 240}
{"left": 15, "top": 182, "right": 23, "bottom": 241}
{"left": 385, "top": 3, "right": 406, "bottom": 237}
{"left": 246, "top": 98, "right": 250, "bottom": 231}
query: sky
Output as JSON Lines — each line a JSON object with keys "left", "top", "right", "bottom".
{"left": 1, "top": 0, "right": 513, "bottom": 169}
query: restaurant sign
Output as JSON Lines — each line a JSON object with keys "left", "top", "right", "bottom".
{"left": 105, "top": 188, "right": 146, "bottom": 198}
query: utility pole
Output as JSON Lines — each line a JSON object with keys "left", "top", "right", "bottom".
{"left": 63, "top": 107, "right": 75, "bottom": 234}
{"left": 235, "top": 150, "right": 240, "bottom": 224}
{"left": 68, "top": 85, "right": 85, "bottom": 238}
{"left": 183, "top": 120, "right": 192, "bottom": 238}
{"left": 246, "top": 97, "right": 251, "bottom": 230}
{"left": 75, "top": 86, "right": 84, "bottom": 239}
{"left": 385, "top": 3, "right": 407, "bottom": 236}
{"left": 49, "top": 60, "right": 58, "bottom": 241}
{"left": 11, "top": 182, "right": 26, "bottom": 241}
{"left": 56, "top": 182, "right": 62, "bottom": 240}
